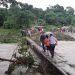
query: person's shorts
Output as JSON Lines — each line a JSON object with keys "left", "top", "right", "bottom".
{"left": 46, "top": 46, "right": 50, "bottom": 50}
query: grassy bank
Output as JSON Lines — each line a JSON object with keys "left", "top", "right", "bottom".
{"left": 0, "top": 28, "right": 21, "bottom": 43}
{"left": 44, "top": 25, "right": 60, "bottom": 32}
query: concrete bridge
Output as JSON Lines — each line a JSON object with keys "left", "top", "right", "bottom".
{"left": 26, "top": 37, "right": 75, "bottom": 75}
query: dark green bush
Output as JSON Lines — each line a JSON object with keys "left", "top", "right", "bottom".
{"left": 3, "top": 21, "right": 14, "bottom": 29}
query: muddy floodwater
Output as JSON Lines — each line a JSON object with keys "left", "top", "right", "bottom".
{"left": 0, "top": 44, "right": 17, "bottom": 75}
{"left": 55, "top": 41, "right": 75, "bottom": 65}
{"left": 0, "top": 41, "right": 75, "bottom": 75}
{"left": 55, "top": 41, "right": 75, "bottom": 75}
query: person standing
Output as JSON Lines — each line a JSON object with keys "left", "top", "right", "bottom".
{"left": 40, "top": 32, "right": 45, "bottom": 52}
{"left": 27, "top": 29, "right": 31, "bottom": 37}
{"left": 49, "top": 33, "right": 58, "bottom": 58}
{"left": 44, "top": 35, "right": 50, "bottom": 55}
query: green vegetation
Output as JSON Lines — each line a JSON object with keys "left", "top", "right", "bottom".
{"left": 0, "top": 0, "right": 75, "bottom": 42}
{"left": 1, "top": 0, "right": 75, "bottom": 29}
{"left": 0, "top": 28, "right": 21, "bottom": 43}
{"left": 44, "top": 25, "right": 59, "bottom": 31}
{"left": 17, "top": 37, "right": 34, "bottom": 67}
{"left": 6, "top": 37, "right": 34, "bottom": 74}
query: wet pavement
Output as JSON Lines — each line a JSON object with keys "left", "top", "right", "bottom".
{"left": 0, "top": 44, "right": 17, "bottom": 75}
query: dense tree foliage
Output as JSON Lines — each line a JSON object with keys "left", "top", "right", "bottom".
{"left": 0, "top": 0, "right": 17, "bottom": 7}
{"left": 44, "top": 4, "right": 75, "bottom": 26}
{"left": 0, "top": 0, "right": 75, "bottom": 29}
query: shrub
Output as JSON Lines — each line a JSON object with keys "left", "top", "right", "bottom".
{"left": 3, "top": 21, "right": 14, "bottom": 29}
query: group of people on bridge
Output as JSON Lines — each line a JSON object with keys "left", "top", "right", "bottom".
{"left": 21, "top": 26, "right": 58, "bottom": 58}
{"left": 40, "top": 31, "right": 58, "bottom": 58}
{"left": 21, "top": 26, "right": 44, "bottom": 37}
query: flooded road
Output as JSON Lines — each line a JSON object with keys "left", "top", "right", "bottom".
{"left": 0, "top": 44, "right": 17, "bottom": 75}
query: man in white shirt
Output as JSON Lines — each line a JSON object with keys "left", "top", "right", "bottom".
{"left": 49, "top": 33, "right": 58, "bottom": 58}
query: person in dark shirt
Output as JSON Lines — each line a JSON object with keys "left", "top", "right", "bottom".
{"left": 40, "top": 32, "right": 46, "bottom": 52}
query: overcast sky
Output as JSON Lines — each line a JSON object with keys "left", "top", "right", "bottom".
{"left": 16, "top": 0, "right": 75, "bottom": 10}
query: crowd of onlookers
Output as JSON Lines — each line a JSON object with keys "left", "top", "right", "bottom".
{"left": 60, "top": 26, "right": 75, "bottom": 33}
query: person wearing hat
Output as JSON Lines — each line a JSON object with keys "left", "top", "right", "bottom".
{"left": 49, "top": 33, "right": 58, "bottom": 58}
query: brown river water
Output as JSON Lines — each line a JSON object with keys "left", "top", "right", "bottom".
{"left": 0, "top": 44, "right": 17, "bottom": 75}
{"left": 55, "top": 41, "right": 75, "bottom": 65}
{"left": 55, "top": 41, "right": 75, "bottom": 75}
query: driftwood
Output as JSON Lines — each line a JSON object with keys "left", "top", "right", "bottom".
{"left": 0, "top": 57, "right": 33, "bottom": 65}
{"left": 0, "top": 57, "right": 25, "bottom": 64}
{"left": 0, "top": 58, "right": 16, "bottom": 62}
